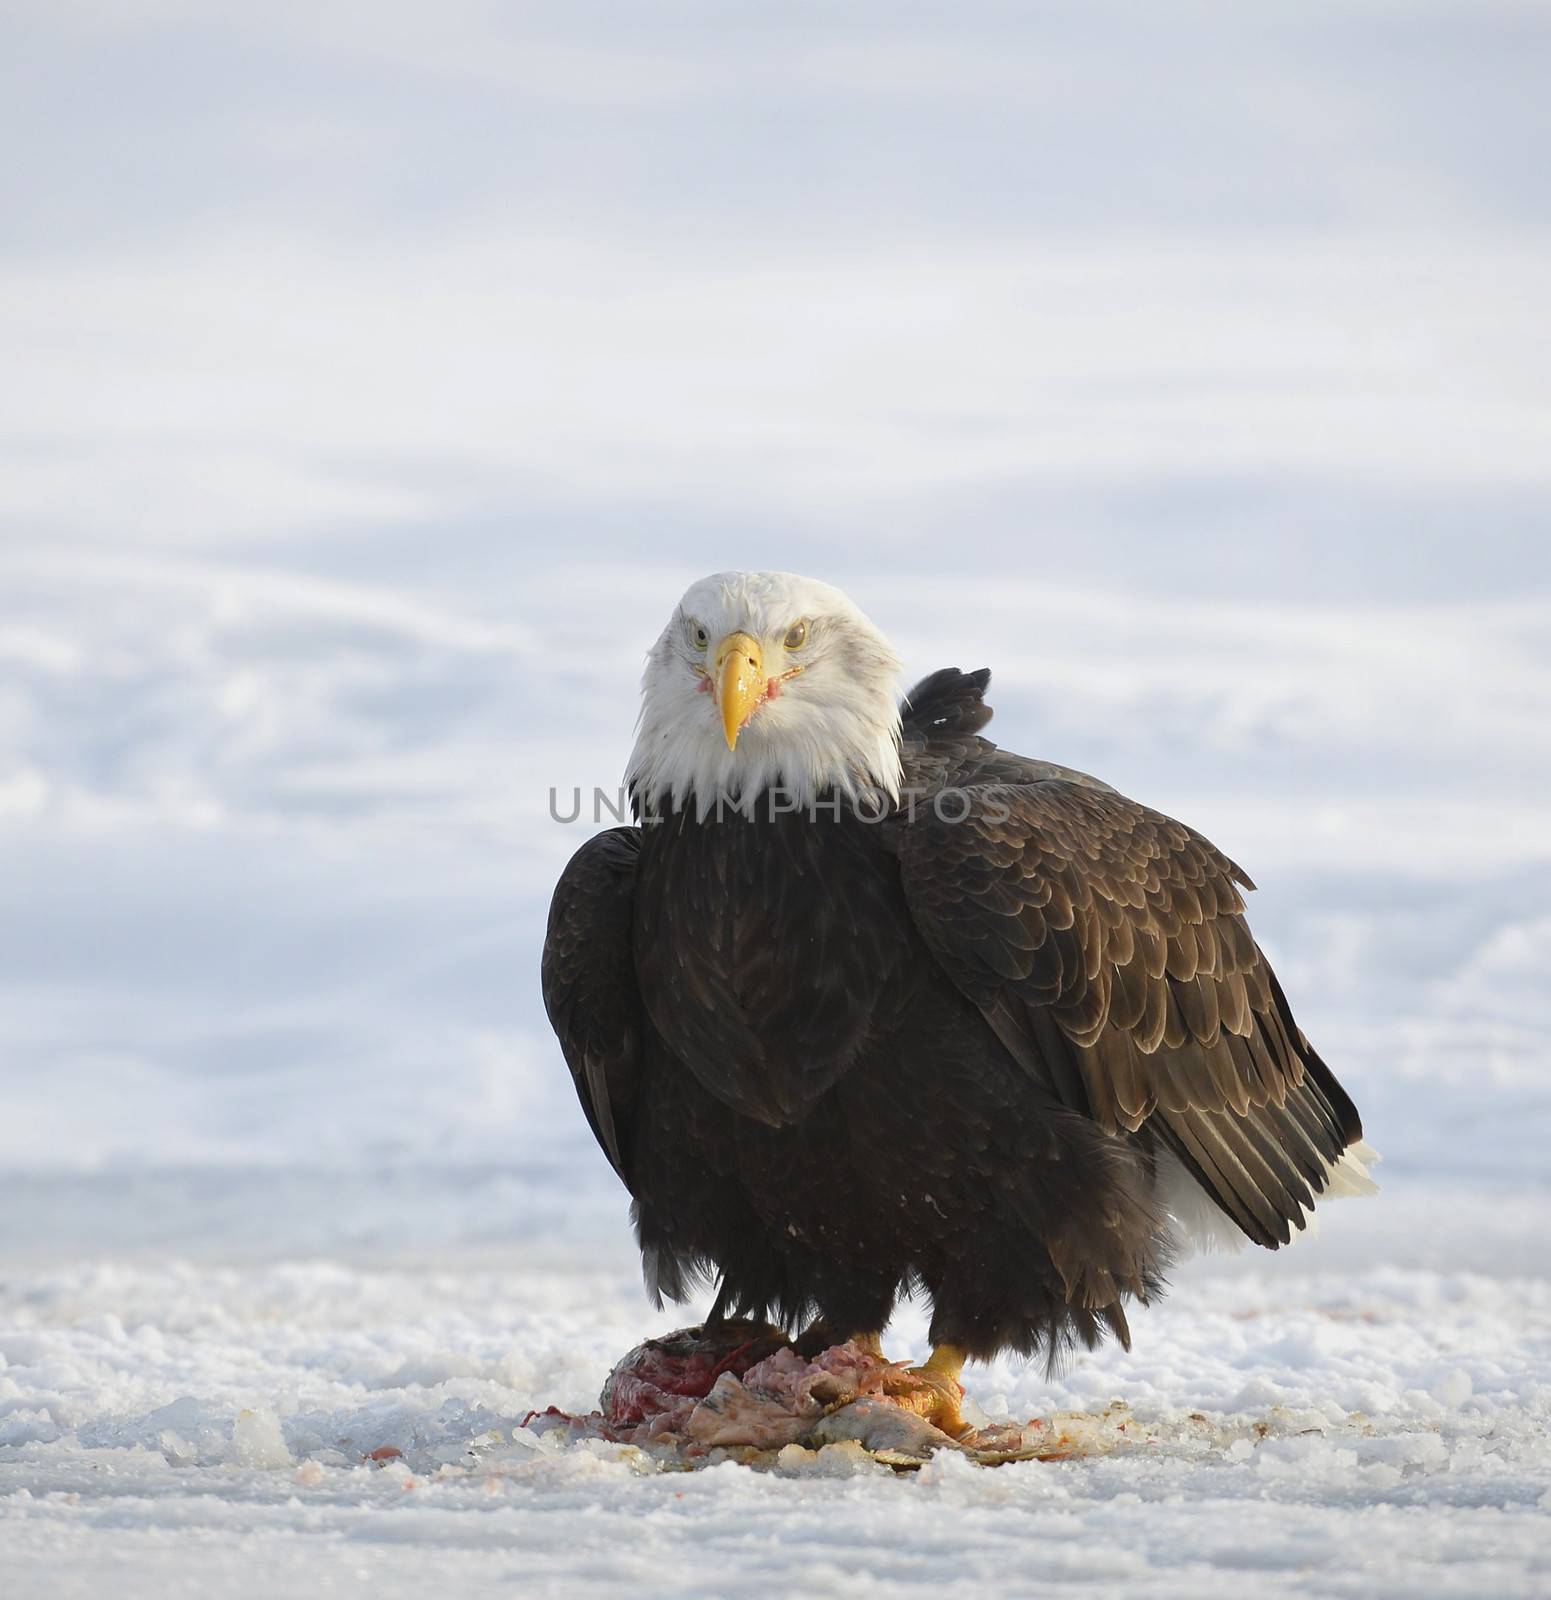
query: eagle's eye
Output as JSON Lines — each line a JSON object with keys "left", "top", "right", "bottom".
{"left": 783, "top": 619, "right": 808, "bottom": 651}
{"left": 688, "top": 621, "right": 709, "bottom": 650}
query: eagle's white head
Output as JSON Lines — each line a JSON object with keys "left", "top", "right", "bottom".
{"left": 627, "top": 571, "right": 904, "bottom": 818}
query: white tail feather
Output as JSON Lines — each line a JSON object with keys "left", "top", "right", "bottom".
{"left": 1291, "top": 1140, "right": 1381, "bottom": 1241}
{"left": 1323, "top": 1140, "right": 1381, "bottom": 1198}
{"left": 1160, "top": 1140, "right": 1381, "bottom": 1256}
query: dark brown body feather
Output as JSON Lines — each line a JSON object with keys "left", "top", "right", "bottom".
{"left": 542, "top": 669, "right": 1364, "bottom": 1362}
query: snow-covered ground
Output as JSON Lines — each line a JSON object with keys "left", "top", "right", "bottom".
{"left": 0, "top": 1235, "right": 1546, "bottom": 1599}
{"left": 4, "top": 2, "right": 1551, "bottom": 1593}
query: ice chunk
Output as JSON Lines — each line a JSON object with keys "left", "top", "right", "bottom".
{"left": 231, "top": 1408, "right": 292, "bottom": 1470}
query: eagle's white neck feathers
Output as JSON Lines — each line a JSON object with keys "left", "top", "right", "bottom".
{"left": 626, "top": 571, "right": 904, "bottom": 819}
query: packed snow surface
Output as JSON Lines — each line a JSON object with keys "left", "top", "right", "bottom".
{"left": 2, "top": 1224, "right": 1549, "bottom": 1598}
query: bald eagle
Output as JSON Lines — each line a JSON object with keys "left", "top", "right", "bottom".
{"left": 543, "top": 571, "right": 1374, "bottom": 1432}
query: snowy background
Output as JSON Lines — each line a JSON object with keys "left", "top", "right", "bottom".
{"left": 2, "top": 2, "right": 1549, "bottom": 1593}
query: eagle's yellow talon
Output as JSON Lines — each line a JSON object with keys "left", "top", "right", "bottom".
{"left": 890, "top": 1343, "right": 971, "bottom": 1438}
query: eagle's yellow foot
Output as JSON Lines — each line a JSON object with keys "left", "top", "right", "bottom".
{"left": 888, "top": 1343, "right": 970, "bottom": 1438}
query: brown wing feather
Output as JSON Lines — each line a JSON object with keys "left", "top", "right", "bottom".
{"left": 540, "top": 826, "right": 646, "bottom": 1179}
{"left": 892, "top": 777, "right": 1363, "bottom": 1248}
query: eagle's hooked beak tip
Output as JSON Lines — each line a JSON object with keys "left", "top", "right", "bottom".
{"left": 716, "top": 632, "right": 764, "bottom": 752}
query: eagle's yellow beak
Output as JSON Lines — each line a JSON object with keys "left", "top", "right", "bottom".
{"left": 715, "top": 631, "right": 765, "bottom": 751}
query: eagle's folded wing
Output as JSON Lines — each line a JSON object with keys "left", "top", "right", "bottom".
{"left": 891, "top": 778, "right": 1368, "bottom": 1248}
{"left": 541, "top": 826, "right": 646, "bottom": 1179}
